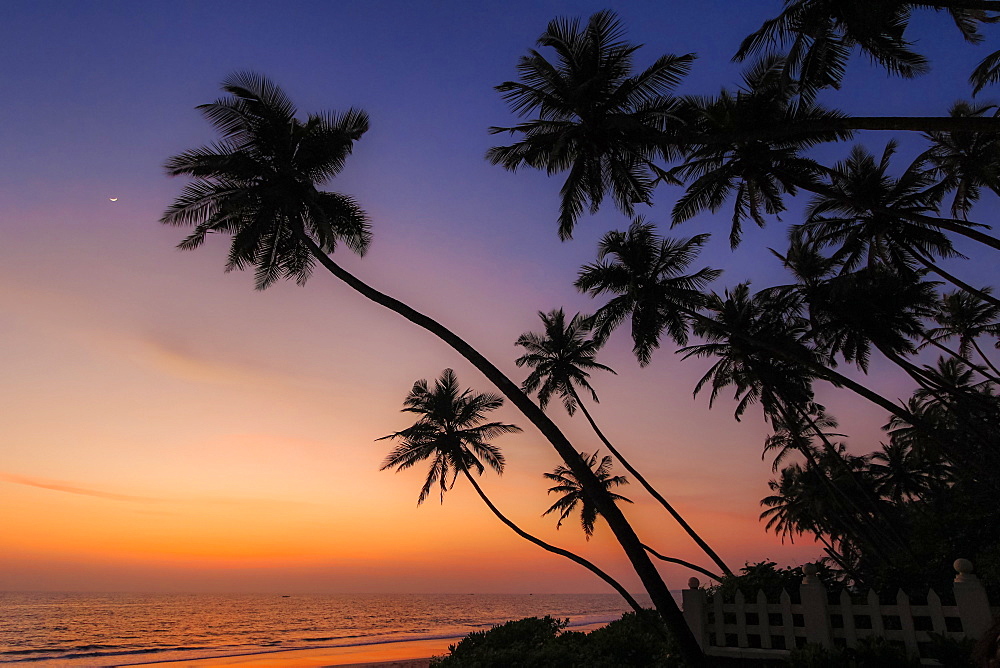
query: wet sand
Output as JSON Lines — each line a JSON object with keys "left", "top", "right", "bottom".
{"left": 127, "top": 619, "right": 610, "bottom": 667}
{"left": 126, "top": 636, "right": 453, "bottom": 667}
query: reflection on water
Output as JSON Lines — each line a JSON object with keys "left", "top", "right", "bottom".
{"left": 0, "top": 592, "right": 654, "bottom": 666}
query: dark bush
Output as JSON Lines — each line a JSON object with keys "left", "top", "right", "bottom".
{"left": 429, "top": 611, "right": 678, "bottom": 667}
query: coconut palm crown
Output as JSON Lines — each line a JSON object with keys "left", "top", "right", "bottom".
{"left": 515, "top": 308, "right": 615, "bottom": 415}
{"left": 161, "top": 71, "right": 372, "bottom": 289}
{"left": 378, "top": 369, "right": 522, "bottom": 505}
{"left": 543, "top": 451, "right": 632, "bottom": 539}
{"left": 488, "top": 10, "right": 695, "bottom": 239}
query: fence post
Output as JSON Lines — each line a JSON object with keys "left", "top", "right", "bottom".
{"left": 953, "top": 558, "right": 993, "bottom": 638}
{"left": 682, "top": 577, "right": 708, "bottom": 649}
{"left": 799, "top": 562, "right": 832, "bottom": 648}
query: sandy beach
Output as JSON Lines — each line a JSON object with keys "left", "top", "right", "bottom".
{"left": 127, "top": 620, "right": 613, "bottom": 667}
{"left": 126, "top": 636, "right": 453, "bottom": 667}
{"left": 126, "top": 635, "right": 451, "bottom": 667}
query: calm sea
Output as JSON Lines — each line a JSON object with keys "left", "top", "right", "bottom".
{"left": 0, "top": 591, "right": 654, "bottom": 666}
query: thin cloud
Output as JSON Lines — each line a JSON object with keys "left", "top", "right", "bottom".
{"left": 0, "top": 473, "right": 159, "bottom": 502}
{"left": 1, "top": 472, "right": 322, "bottom": 511}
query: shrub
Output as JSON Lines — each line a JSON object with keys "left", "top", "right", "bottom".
{"left": 429, "top": 611, "right": 678, "bottom": 667}
{"left": 430, "top": 616, "right": 570, "bottom": 667}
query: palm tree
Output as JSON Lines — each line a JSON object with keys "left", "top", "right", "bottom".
{"left": 794, "top": 141, "right": 1000, "bottom": 308}
{"left": 667, "top": 55, "right": 847, "bottom": 248}
{"left": 162, "top": 72, "right": 705, "bottom": 664}
{"left": 516, "top": 307, "right": 734, "bottom": 576}
{"left": 868, "top": 440, "right": 951, "bottom": 504}
{"left": 378, "top": 369, "right": 642, "bottom": 613}
{"left": 542, "top": 450, "right": 632, "bottom": 538}
{"left": 735, "top": 1, "right": 929, "bottom": 98}
{"left": 885, "top": 358, "right": 1000, "bottom": 490}
{"left": 920, "top": 101, "right": 1000, "bottom": 219}
{"left": 760, "top": 463, "right": 826, "bottom": 544}
{"left": 971, "top": 48, "right": 1000, "bottom": 95}
{"left": 492, "top": 11, "right": 1000, "bottom": 244}
{"left": 927, "top": 289, "right": 1000, "bottom": 377}
{"left": 515, "top": 308, "right": 614, "bottom": 416}
{"left": 762, "top": 403, "right": 843, "bottom": 472}
{"left": 574, "top": 219, "right": 721, "bottom": 365}
{"left": 576, "top": 221, "right": 935, "bottom": 431}
{"left": 736, "top": 1, "right": 994, "bottom": 97}
{"left": 487, "top": 10, "right": 695, "bottom": 239}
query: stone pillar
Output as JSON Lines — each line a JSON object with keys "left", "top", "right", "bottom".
{"left": 682, "top": 577, "right": 708, "bottom": 649}
{"left": 799, "top": 563, "right": 832, "bottom": 648}
{"left": 953, "top": 558, "right": 993, "bottom": 638}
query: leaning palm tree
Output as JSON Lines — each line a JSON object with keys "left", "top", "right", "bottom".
{"left": 161, "top": 72, "right": 704, "bottom": 664}
{"left": 516, "top": 308, "right": 733, "bottom": 576}
{"left": 576, "top": 220, "right": 940, "bottom": 432}
{"left": 493, "top": 10, "right": 1000, "bottom": 247}
{"left": 543, "top": 451, "right": 632, "bottom": 538}
{"left": 378, "top": 369, "right": 642, "bottom": 612}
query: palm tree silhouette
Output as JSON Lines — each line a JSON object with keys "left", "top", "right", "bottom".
{"left": 487, "top": 10, "right": 696, "bottom": 239}
{"left": 576, "top": 221, "right": 922, "bottom": 429}
{"left": 575, "top": 219, "right": 721, "bottom": 366}
{"left": 868, "top": 440, "right": 951, "bottom": 505}
{"left": 668, "top": 54, "right": 847, "bottom": 248}
{"left": 493, "top": 10, "right": 1000, "bottom": 244}
{"left": 161, "top": 72, "right": 703, "bottom": 663}
{"left": 735, "top": 2, "right": 991, "bottom": 99}
{"left": 541, "top": 451, "right": 721, "bottom": 582}
{"left": 735, "top": 0, "right": 930, "bottom": 97}
{"left": 542, "top": 451, "right": 631, "bottom": 538}
{"left": 920, "top": 101, "right": 1000, "bottom": 219}
{"left": 378, "top": 369, "right": 642, "bottom": 612}
{"left": 795, "top": 141, "right": 1000, "bottom": 308}
{"left": 928, "top": 289, "right": 1000, "bottom": 378}
{"left": 762, "top": 404, "right": 843, "bottom": 472}
{"left": 516, "top": 308, "right": 732, "bottom": 576}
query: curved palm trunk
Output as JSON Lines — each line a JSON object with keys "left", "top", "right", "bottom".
{"left": 640, "top": 544, "right": 722, "bottom": 582}
{"left": 568, "top": 386, "right": 734, "bottom": 577}
{"left": 778, "top": 403, "right": 904, "bottom": 566}
{"left": 301, "top": 237, "right": 706, "bottom": 666}
{"left": 913, "top": 0, "right": 1000, "bottom": 10}
{"left": 922, "top": 337, "right": 1000, "bottom": 383}
{"left": 694, "top": 116, "right": 1000, "bottom": 146}
{"left": 794, "top": 405, "right": 916, "bottom": 562}
{"left": 907, "top": 248, "right": 1000, "bottom": 309}
{"left": 972, "top": 339, "right": 1000, "bottom": 378}
{"left": 682, "top": 307, "right": 913, "bottom": 421}
{"left": 458, "top": 467, "right": 644, "bottom": 613}
{"left": 789, "top": 177, "right": 1000, "bottom": 254}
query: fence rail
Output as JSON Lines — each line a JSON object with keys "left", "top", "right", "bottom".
{"left": 681, "top": 559, "right": 998, "bottom": 662}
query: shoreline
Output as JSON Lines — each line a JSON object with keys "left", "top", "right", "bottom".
{"left": 124, "top": 621, "right": 612, "bottom": 667}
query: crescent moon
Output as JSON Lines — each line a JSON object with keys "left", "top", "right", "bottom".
{"left": 109, "top": 198, "right": 118, "bottom": 202}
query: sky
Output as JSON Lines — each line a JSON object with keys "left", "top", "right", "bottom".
{"left": 1, "top": 1, "right": 996, "bottom": 595}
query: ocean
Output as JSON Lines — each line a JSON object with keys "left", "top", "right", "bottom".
{"left": 0, "top": 591, "right": 654, "bottom": 666}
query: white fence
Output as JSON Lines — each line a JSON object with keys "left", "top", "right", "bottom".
{"left": 681, "top": 559, "right": 998, "bottom": 662}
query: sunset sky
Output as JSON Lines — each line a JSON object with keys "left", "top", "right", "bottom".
{"left": 2, "top": 1, "right": 996, "bottom": 595}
